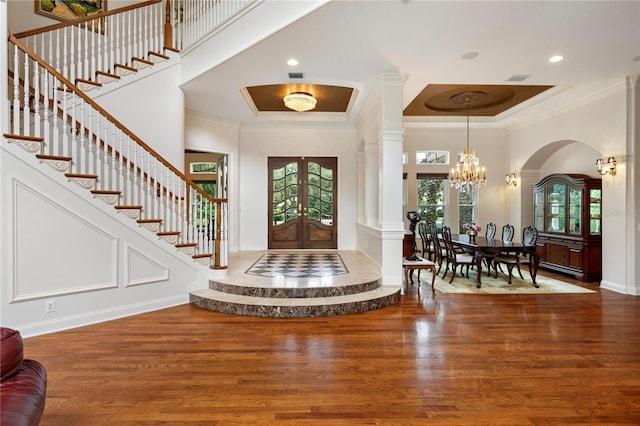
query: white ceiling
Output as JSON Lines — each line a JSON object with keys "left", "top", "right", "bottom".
{"left": 180, "top": 0, "right": 640, "bottom": 127}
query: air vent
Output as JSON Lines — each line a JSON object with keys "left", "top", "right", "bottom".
{"left": 507, "top": 74, "right": 530, "bottom": 82}
{"left": 288, "top": 72, "right": 304, "bottom": 79}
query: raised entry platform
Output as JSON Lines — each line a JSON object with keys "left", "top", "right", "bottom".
{"left": 190, "top": 251, "right": 400, "bottom": 318}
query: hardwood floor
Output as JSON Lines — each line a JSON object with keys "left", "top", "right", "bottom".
{"left": 23, "top": 273, "right": 640, "bottom": 425}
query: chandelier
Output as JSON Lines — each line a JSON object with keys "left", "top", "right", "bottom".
{"left": 283, "top": 91, "right": 317, "bottom": 112}
{"left": 449, "top": 92, "right": 487, "bottom": 192}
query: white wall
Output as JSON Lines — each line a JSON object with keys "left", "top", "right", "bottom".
{"left": 92, "top": 62, "right": 186, "bottom": 168}
{"left": 1, "top": 145, "right": 208, "bottom": 338}
{"left": 239, "top": 123, "right": 358, "bottom": 251}
{"left": 508, "top": 80, "right": 632, "bottom": 293}
{"left": 184, "top": 112, "right": 241, "bottom": 253}
{"left": 7, "top": 0, "right": 146, "bottom": 34}
{"left": 403, "top": 126, "right": 508, "bottom": 233}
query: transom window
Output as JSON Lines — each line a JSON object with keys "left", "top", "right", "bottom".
{"left": 416, "top": 150, "right": 450, "bottom": 165}
{"left": 190, "top": 162, "right": 217, "bottom": 174}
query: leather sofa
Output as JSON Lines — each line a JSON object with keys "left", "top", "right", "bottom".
{"left": 0, "top": 327, "right": 47, "bottom": 426}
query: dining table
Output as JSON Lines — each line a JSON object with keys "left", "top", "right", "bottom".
{"left": 448, "top": 234, "right": 540, "bottom": 288}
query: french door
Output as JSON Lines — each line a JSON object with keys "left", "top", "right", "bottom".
{"left": 268, "top": 157, "right": 337, "bottom": 249}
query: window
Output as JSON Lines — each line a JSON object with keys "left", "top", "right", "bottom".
{"left": 416, "top": 150, "right": 449, "bottom": 165}
{"left": 402, "top": 152, "right": 408, "bottom": 165}
{"left": 458, "top": 188, "right": 477, "bottom": 233}
{"left": 190, "top": 162, "right": 217, "bottom": 174}
{"left": 417, "top": 173, "right": 447, "bottom": 228}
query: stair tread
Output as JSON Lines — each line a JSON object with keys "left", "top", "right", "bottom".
{"left": 96, "top": 70, "right": 120, "bottom": 79}
{"left": 65, "top": 173, "right": 98, "bottom": 178}
{"left": 149, "top": 51, "right": 170, "bottom": 60}
{"left": 132, "top": 57, "right": 154, "bottom": 66}
{"left": 4, "top": 133, "right": 44, "bottom": 142}
{"left": 115, "top": 63, "right": 138, "bottom": 72}
{"left": 36, "top": 154, "right": 72, "bottom": 161}
{"left": 76, "top": 78, "right": 102, "bottom": 87}
{"left": 191, "top": 286, "right": 399, "bottom": 307}
{"left": 91, "top": 190, "right": 121, "bottom": 194}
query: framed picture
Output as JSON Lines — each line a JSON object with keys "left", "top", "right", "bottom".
{"left": 35, "top": 0, "right": 107, "bottom": 22}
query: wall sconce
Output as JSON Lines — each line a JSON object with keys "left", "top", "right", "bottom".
{"left": 505, "top": 173, "right": 517, "bottom": 187}
{"left": 596, "top": 157, "right": 617, "bottom": 176}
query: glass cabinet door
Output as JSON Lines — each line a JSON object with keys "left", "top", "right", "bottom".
{"left": 568, "top": 188, "right": 582, "bottom": 235}
{"left": 589, "top": 189, "right": 602, "bottom": 235}
{"left": 546, "top": 183, "right": 566, "bottom": 233}
{"left": 533, "top": 190, "right": 544, "bottom": 231}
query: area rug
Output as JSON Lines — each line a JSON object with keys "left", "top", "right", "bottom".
{"left": 431, "top": 267, "right": 595, "bottom": 294}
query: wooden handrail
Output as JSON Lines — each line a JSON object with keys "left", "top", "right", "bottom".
{"left": 8, "top": 33, "right": 215, "bottom": 203}
{"left": 13, "top": 0, "right": 162, "bottom": 39}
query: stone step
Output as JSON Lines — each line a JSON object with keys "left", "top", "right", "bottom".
{"left": 209, "top": 278, "right": 382, "bottom": 298}
{"left": 190, "top": 285, "right": 400, "bottom": 318}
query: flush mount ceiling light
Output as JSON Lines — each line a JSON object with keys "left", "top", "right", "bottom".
{"left": 283, "top": 92, "right": 317, "bottom": 112}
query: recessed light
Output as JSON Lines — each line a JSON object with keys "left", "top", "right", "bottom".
{"left": 287, "top": 58, "right": 299, "bottom": 66}
{"left": 461, "top": 52, "right": 479, "bottom": 60}
{"left": 634, "top": 56, "right": 640, "bottom": 62}
{"left": 549, "top": 55, "right": 564, "bottom": 63}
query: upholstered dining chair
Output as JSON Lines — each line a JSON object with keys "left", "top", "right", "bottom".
{"left": 441, "top": 226, "right": 476, "bottom": 283}
{"left": 494, "top": 226, "right": 539, "bottom": 284}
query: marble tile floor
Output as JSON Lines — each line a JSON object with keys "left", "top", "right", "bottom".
{"left": 190, "top": 250, "right": 401, "bottom": 318}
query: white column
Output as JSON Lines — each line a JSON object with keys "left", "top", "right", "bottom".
{"left": 357, "top": 151, "right": 365, "bottom": 224}
{"left": 625, "top": 75, "right": 639, "bottom": 295}
{"left": 377, "top": 73, "right": 406, "bottom": 285}
{"left": 364, "top": 142, "right": 379, "bottom": 227}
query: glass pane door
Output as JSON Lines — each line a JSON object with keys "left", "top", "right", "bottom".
{"left": 589, "top": 189, "right": 602, "bottom": 235}
{"left": 568, "top": 188, "right": 582, "bottom": 235}
{"left": 546, "top": 183, "right": 566, "bottom": 233}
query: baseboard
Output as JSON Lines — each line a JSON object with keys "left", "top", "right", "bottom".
{"left": 599, "top": 280, "right": 632, "bottom": 295}
{"left": 17, "top": 295, "right": 188, "bottom": 338}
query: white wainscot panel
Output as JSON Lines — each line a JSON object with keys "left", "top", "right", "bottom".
{"left": 12, "top": 181, "right": 117, "bottom": 301}
{"left": 125, "top": 244, "right": 170, "bottom": 287}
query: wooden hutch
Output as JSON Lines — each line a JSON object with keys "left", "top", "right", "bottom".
{"left": 532, "top": 174, "right": 602, "bottom": 281}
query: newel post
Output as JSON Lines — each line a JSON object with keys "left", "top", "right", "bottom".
{"left": 164, "top": 0, "right": 173, "bottom": 50}
{"left": 213, "top": 199, "right": 222, "bottom": 269}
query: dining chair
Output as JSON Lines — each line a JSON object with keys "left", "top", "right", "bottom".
{"left": 479, "top": 222, "right": 498, "bottom": 276}
{"left": 501, "top": 224, "right": 515, "bottom": 241}
{"left": 441, "top": 226, "right": 476, "bottom": 283}
{"left": 429, "top": 223, "right": 446, "bottom": 275}
{"left": 494, "top": 226, "right": 539, "bottom": 284}
{"left": 485, "top": 222, "right": 497, "bottom": 239}
{"left": 418, "top": 221, "right": 434, "bottom": 261}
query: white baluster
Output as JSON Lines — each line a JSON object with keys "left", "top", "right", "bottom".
{"left": 61, "top": 78, "right": 69, "bottom": 158}
{"left": 12, "top": 44, "right": 20, "bottom": 135}
{"left": 22, "top": 53, "right": 31, "bottom": 136}
{"left": 79, "top": 99, "right": 86, "bottom": 174}
{"left": 42, "top": 68, "right": 50, "bottom": 148}
{"left": 51, "top": 75, "right": 59, "bottom": 155}
{"left": 33, "top": 63, "right": 41, "bottom": 138}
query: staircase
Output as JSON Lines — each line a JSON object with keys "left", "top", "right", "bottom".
{"left": 6, "top": 1, "right": 237, "bottom": 270}
{"left": 3, "top": 0, "right": 400, "bottom": 322}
